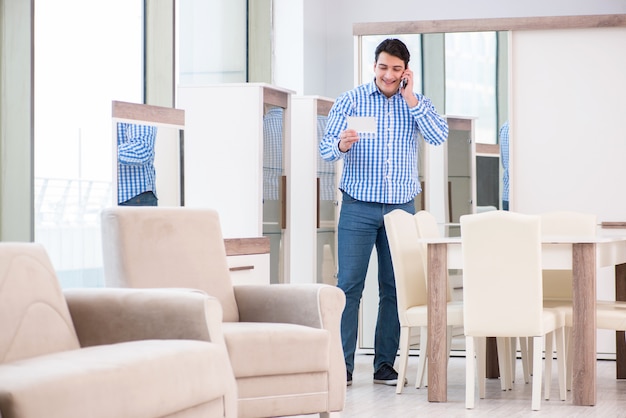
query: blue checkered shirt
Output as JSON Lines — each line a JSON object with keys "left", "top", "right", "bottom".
{"left": 319, "top": 81, "right": 448, "bottom": 204}
{"left": 117, "top": 123, "right": 157, "bottom": 204}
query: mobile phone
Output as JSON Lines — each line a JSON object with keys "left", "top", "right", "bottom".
{"left": 400, "top": 78, "right": 407, "bottom": 89}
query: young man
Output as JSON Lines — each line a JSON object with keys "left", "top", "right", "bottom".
{"left": 319, "top": 38, "right": 448, "bottom": 386}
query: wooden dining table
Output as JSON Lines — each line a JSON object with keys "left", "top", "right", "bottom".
{"left": 422, "top": 230, "right": 626, "bottom": 406}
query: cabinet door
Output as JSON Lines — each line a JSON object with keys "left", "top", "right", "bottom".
{"left": 262, "top": 105, "right": 286, "bottom": 283}
{"left": 316, "top": 108, "right": 338, "bottom": 285}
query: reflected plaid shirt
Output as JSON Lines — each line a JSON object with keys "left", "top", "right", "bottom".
{"left": 499, "top": 121, "right": 509, "bottom": 202}
{"left": 319, "top": 81, "right": 448, "bottom": 204}
{"left": 117, "top": 122, "right": 157, "bottom": 204}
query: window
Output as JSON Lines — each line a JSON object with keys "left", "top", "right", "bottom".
{"left": 34, "top": 0, "right": 144, "bottom": 287}
{"left": 444, "top": 32, "right": 498, "bottom": 143}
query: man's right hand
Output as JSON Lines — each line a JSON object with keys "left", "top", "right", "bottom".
{"left": 339, "top": 129, "right": 359, "bottom": 152}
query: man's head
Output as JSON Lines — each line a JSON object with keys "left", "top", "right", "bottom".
{"left": 373, "top": 38, "right": 410, "bottom": 98}
{"left": 374, "top": 38, "right": 410, "bottom": 67}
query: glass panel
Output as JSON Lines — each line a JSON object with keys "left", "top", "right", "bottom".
{"left": 34, "top": 0, "right": 143, "bottom": 288}
{"left": 262, "top": 105, "right": 285, "bottom": 284}
{"left": 317, "top": 113, "right": 337, "bottom": 285}
{"left": 115, "top": 122, "right": 182, "bottom": 207}
{"left": 359, "top": 34, "right": 422, "bottom": 92}
{"left": 445, "top": 32, "right": 497, "bottom": 144}
{"left": 178, "top": 0, "right": 247, "bottom": 84}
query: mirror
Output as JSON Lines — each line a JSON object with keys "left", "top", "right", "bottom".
{"left": 354, "top": 14, "right": 626, "bottom": 215}
{"left": 356, "top": 30, "right": 506, "bottom": 221}
{"left": 111, "top": 101, "right": 185, "bottom": 207}
{"left": 262, "top": 103, "right": 287, "bottom": 283}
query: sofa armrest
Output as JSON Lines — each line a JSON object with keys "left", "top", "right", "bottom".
{"left": 63, "top": 288, "right": 224, "bottom": 347}
{"left": 233, "top": 284, "right": 345, "bottom": 329}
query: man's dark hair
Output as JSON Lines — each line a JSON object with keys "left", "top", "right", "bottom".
{"left": 374, "top": 38, "right": 410, "bottom": 67}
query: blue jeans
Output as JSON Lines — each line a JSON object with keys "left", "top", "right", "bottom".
{"left": 337, "top": 191, "right": 415, "bottom": 374}
{"left": 119, "top": 191, "right": 158, "bottom": 206}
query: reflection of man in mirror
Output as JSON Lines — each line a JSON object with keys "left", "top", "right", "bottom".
{"left": 117, "top": 122, "right": 158, "bottom": 206}
{"left": 263, "top": 106, "right": 283, "bottom": 202}
{"left": 499, "top": 121, "right": 509, "bottom": 211}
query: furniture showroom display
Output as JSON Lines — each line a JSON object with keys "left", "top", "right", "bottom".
{"left": 0, "top": 242, "right": 237, "bottom": 418}
{"left": 421, "top": 223, "right": 626, "bottom": 406}
{"left": 100, "top": 206, "right": 346, "bottom": 418}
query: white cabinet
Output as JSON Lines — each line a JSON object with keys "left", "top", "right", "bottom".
{"left": 177, "top": 83, "right": 294, "bottom": 284}
{"left": 289, "top": 96, "right": 338, "bottom": 284}
{"left": 224, "top": 237, "right": 270, "bottom": 285}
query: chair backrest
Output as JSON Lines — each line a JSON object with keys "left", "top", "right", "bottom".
{"left": 540, "top": 211, "right": 597, "bottom": 300}
{"left": 460, "top": 211, "right": 543, "bottom": 337}
{"left": 384, "top": 210, "right": 428, "bottom": 324}
{"left": 101, "top": 207, "right": 240, "bottom": 322}
{"left": 0, "top": 243, "right": 80, "bottom": 364}
{"left": 414, "top": 210, "right": 452, "bottom": 302}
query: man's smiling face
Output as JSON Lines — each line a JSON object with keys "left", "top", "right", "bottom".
{"left": 374, "top": 51, "right": 406, "bottom": 98}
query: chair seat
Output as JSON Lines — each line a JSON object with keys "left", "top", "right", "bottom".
{"left": 0, "top": 340, "right": 230, "bottom": 418}
{"left": 405, "top": 301, "right": 464, "bottom": 326}
{"left": 223, "top": 322, "right": 330, "bottom": 377}
{"left": 544, "top": 299, "right": 626, "bottom": 330}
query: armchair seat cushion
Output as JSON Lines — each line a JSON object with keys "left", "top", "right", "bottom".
{"left": 0, "top": 339, "right": 231, "bottom": 418}
{"left": 223, "top": 323, "right": 330, "bottom": 377}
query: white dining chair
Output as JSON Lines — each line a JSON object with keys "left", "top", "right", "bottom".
{"left": 460, "top": 210, "right": 567, "bottom": 411}
{"left": 384, "top": 209, "right": 464, "bottom": 394}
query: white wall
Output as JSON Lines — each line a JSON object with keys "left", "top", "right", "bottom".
{"left": 273, "top": 0, "right": 626, "bottom": 99}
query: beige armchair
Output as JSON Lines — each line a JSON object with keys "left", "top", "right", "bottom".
{"left": 100, "top": 206, "right": 346, "bottom": 418}
{"left": 0, "top": 242, "right": 237, "bottom": 418}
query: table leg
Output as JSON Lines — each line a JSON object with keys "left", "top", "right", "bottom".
{"left": 485, "top": 337, "right": 500, "bottom": 378}
{"left": 571, "top": 243, "right": 597, "bottom": 406}
{"left": 427, "top": 243, "right": 448, "bottom": 402}
{"left": 616, "top": 263, "right": 626, "bottom": 379}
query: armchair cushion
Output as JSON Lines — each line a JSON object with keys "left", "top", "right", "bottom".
{"left": 0, "top": 339, "right": 228, "bottom": 418}
{"left": 101, "top": 206, "right": 240, "bottom": 322}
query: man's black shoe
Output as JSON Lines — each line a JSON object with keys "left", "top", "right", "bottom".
{"left": 373, "top": 364, "right": 406, "bottom": 386}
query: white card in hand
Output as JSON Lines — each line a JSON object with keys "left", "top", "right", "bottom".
{"left": 347, "top": 116, "right": 376, "bottom": 133}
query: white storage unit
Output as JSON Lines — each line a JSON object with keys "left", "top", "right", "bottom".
{"left": 177, "top": 83, "right": 294, "bottom": 284}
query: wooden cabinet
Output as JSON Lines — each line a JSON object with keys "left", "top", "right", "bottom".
{"left": 225, "top": 237, "right": 270, "bottom": 285}
{"left": 177, "top": 83, "right": 294, "bottom": 284}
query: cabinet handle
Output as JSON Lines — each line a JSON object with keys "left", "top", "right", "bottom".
{"left": 316, "top": 177, "right": 320, "bottom": 229}
{"left": 229, "top": 265, "right": 255, "bottom": 272}
{"left": 281, "top": 175, "right": 287, "bottom": 229}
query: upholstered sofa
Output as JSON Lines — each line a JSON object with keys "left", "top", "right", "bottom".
{"left": 0, "top": 242, "right": 237, "bottom": 418}
{"left": 101, "top": 207, "right": 346, "bottom": 418}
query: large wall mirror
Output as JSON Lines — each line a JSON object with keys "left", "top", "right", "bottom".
{"left": 354, "top": 14, "right": 626, "bottom": 218}
{"left": 111, "top": 101, "right": 185, "bottom": 207}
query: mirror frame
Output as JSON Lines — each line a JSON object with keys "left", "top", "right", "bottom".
{"left": 353, "top": 14, "right": 626, "bottom": 36}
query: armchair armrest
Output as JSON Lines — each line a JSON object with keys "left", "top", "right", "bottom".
{"left": 233, "top": 284, "right": 345, "bottom": 329}
{"left": 233, "top": 283, "right": 347, "bottom": 411}
{"left": 63, "top": 288, "right": 224, "bottom": 347}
